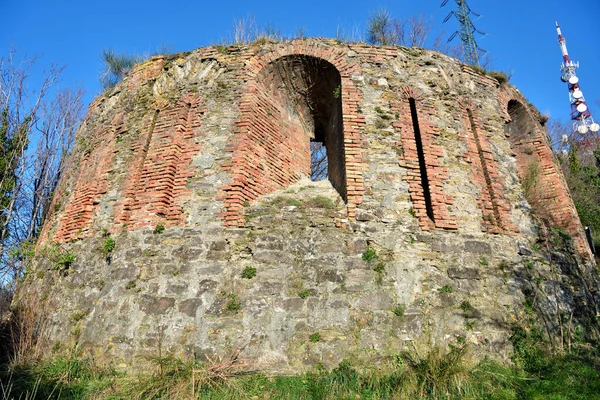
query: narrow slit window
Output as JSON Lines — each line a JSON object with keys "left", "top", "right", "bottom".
{"left": 409, "top": 98, "right": 434, "bottom": 221}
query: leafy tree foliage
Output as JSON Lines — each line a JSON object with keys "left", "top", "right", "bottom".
{"left": 564, "top": 144, "right": 600, "bottom": 245}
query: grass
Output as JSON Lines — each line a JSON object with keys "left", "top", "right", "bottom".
{"left": 2, "top": 344, "right": 600, "bottom": 399}
{"left": 306, "top": 195, "right": 334, "bottom": 209}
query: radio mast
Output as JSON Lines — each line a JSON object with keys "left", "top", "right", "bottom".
{"left": 556, "top": 21, "right": 599, "bottom": 139}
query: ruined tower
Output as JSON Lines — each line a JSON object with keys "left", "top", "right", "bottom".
{"left": 23, "top": 40, "right": 598, "bottom": 372}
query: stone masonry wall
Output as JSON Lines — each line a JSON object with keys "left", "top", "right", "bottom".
{"left": 23, "top": 40, "right": 598, "bottom": 373}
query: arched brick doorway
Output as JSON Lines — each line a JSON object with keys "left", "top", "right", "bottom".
{"left": 221, "top": 43, "right": 365, "bottom": 226}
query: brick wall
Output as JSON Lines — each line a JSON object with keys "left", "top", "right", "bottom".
{"left": 457, "top": 97, "right": 517, "bottom": 234}
{"left": 220, "top": 42, "right": 366, "bottom": 226}
{"left": 392, "top": 86, "right": 457, "bottom": 231}
{"left": 497, "top": 87, "right": 592, "bottom": 258}
{"left": 114, "top": 93, "right": 204, "bottom": 231}
{"left": 53, "top": 114, "right": 126, "bottom": 242}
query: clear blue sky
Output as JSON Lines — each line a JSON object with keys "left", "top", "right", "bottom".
{"left": 2, "top": 0, "right": 599, "bottom": 125}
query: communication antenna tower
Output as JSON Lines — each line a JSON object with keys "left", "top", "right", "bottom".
{"left": 555, "top": 21, "right": 599, "bottom": 141}
{"left": 441, "top": 0, "right": 487, "bottom": 66}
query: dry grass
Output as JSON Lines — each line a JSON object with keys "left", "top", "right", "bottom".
{"left": 7, "top": 290, "right": 53, "bottom": 365}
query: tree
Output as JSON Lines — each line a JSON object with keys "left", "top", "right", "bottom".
{"left": 551, "top": 120, "right": 600, "bottom": 249}
{"left": 99, "top": 48, "right": 140, "bottom": 92}
{"left": 0, "top": 50, "right": 84, "bottom": 282}
{"left": 366, "top": 9, "right": 432, "bottom": 48}
{"left": 366, "top": 9, "right": 399, "bottom": 46}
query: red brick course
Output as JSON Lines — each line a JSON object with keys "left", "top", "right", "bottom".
{"left": 114, "top": 93, "right": 204, "bottom": 231}
{"left": 393, "top": 86, "right": 457, "bottom": 231}
{"left": 53, "top": 114, "right": 126, "bottom": 242}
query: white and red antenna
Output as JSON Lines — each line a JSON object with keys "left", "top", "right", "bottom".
{"left": 556, "top": 21, "right": 599, "bottom": 137}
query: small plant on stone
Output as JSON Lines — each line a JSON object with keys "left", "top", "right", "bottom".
{"left": 69, "top": 310, "right": 88, "bottom": 322}
{"left": 54, "top": 252, "right": 75, "bottom": 271}
{"left": 466, "top": 321, "right": 474, "bottom": 331}
{"left": 373, "top": 262, "right": 385, "bottom": 274}
{"left": 299, "top": 289, "right": 310, "bottom": 299}
{"left": 241, "top": 266, "right": 257, "bottom": 279}
{"left": 526, "top": 261, "right": 535, "bottom": 270}
{"left": 102, "top": 237, "right": 115, "bottom": 256}
{"left": 226, "top": 293, "right": 241, "bottom": 312}
{"left": 482, "top": 214, "right": 494, "bottom": 223}
{"left": 309, "top": 332, "right": 322, "bottom": 343}
{"left": 479, "top": 257, "right": 488, "bottom": 266}
{"left": 460, "top": 300, "right": 473, "bottom": 313}
{"left": 333, "top": 85, "right": 341, "bottom": 99}
{"left": 373, "top": 262, "right": 386, "bottom": 285}
{"left": 439, "top": 284, "right": 453, "bottom": 293}
{"left": 499, "top": 261, "right": 508, "bottom": 271}
{"left": 125, "top": 280, "right": 137, "bottom": 290}
{"left": 524, "top": 298, "right": 534, "bottom": 315}
{"left": 393, "top": 304, "right": 406, "bottom": 317}
{"left": 153, "top": 224, "right": 165, "bottom": 234}
{"left": 362, "top": 247, "right": 377, "bottom": 262}
{"left": 456, "top": 335, "right": 466, "bottom": 345}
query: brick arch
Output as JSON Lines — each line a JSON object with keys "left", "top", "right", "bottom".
{"left": 498, "top": 88, "right": 592, "bottom": 258}
{"left": 220, "top": 42, "right": 365, "bottom": 226}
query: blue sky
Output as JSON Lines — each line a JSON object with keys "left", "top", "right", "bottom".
{"left": 2, "top": 0, "right": 599, "bottom": 126}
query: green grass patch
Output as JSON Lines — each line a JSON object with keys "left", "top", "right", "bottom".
{"left": 2, "top": 341, "right": 600, "bottom": 400}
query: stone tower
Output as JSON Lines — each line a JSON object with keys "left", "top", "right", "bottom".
{"left": 23, "top": 40, "right": 598, "bottom": 372}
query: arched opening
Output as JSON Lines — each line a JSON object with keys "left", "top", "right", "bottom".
{"left": 222, "top": 45, "right": 366, "bottom": 227}
{"left": 254, "top": 55, "right": 347, "bottom": 201}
